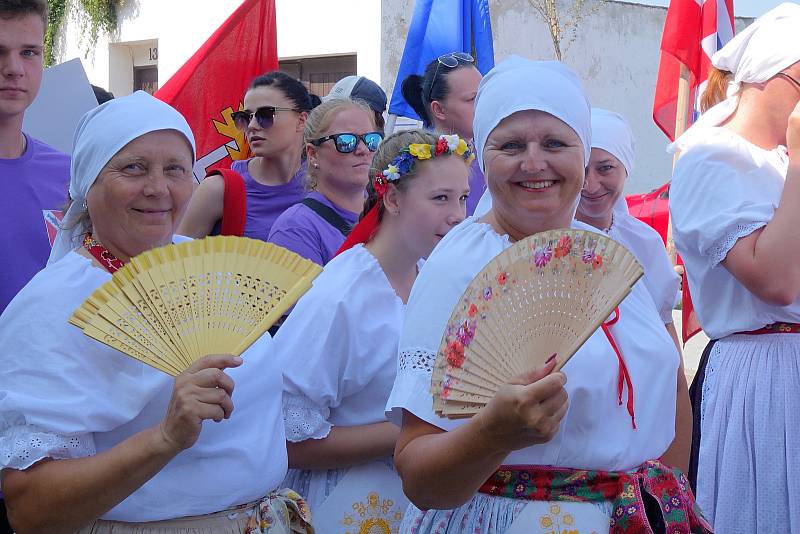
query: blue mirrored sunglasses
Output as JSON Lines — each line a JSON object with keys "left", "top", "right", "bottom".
{"left": 310, "top": 132, "right": 384, "bottom": 153}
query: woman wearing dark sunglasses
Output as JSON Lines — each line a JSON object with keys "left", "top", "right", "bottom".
{"left": 267, "top": 98, "right": 380, "bottom": 266}
{"left": 178, "top": 71, "right": 312, "bottom": 240}
{"left": 402, "top": 52, "right": 485, "bottom": 216}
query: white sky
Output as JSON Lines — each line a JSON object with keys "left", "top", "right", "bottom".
{"left": 627, "top": 0, "right": 795, "bottom": 18}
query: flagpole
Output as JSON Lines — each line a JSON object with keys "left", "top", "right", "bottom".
{"left": 385, "top": 113, "right": 398, "bottom": 136}
{"left": 667, "top": 62, "right": 691, "bottom": 266}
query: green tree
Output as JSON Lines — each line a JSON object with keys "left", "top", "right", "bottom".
{"left": 44, "top": 0, "right": 122, "bottom": 66}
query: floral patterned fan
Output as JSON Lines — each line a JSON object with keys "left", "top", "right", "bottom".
{"left": 70, "top": 236, "right": 322, "bottom": 376}
{"left": 431, "top": 229, "right": 643, "bottom": 419}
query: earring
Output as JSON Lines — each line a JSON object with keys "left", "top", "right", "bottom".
{"left": 312, "top": 162, "right": 320, "bottom": 169}
{"left": 81, "top": 199, "right": 88, "bottom": 211}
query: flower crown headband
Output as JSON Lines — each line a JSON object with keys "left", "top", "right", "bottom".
{"left": 372, "top": 134, "right": 475, "bottom": 197}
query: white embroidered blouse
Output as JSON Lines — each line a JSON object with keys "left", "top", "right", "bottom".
{"left": 670, "top": 127, "right": 800, "bottom": 339}
{"left": 0, "top": 245, "right": 287, "bottom": 522}
{"left": 276, "top": 245, "right": 404, "bottom": 442}
{"left": 386, "top": 217, "right": 678, "bottom": 471}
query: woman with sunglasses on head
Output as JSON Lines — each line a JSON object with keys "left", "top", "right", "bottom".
{"left": 272, "top": 130, "right": 473, "bottom": 532}
{"left": 669, "top": 4, "right": 800, "bottom": 531}
{"left": 402, "top": 52, "right": 486, "bottom": 216}
{"left": 267, "top": 98, "right": 381, "bottom": 266}
{"left": 178, "top": 71, "right": 312, "bottom": 239}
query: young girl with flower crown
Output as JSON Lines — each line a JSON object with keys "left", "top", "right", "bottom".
{"left": 271, "top": 130, "right": 473, "bottom": 533}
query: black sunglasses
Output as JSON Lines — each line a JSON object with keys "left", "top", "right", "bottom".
{"left": 427, "top": 52, "right": 475, "bottom": 103}
{"left": 309, "top": 132, "right": 384, "bottom": 153}
{"left": 777, "top": 72, "right": 800, "bottom": 90}
{"left": 231, "top": 106, "right": 300, "bottom": 131}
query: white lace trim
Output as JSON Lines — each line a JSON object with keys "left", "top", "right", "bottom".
{"left": 1, "top": 422, "right": 96, "bottom": 470}
{"left": 706, "top": 222, "right": 766, "bottom": 268}
{"left": 398, "top": 347, "right": 436, "bottom": 374}
{"left": 282, "top": 393, "right": 331, "bottom": 443}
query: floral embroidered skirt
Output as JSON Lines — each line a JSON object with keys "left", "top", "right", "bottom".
{"left": 75, "top": 489, "right": 313, "bottom": 534}
{"left": 283, "top": 458, "right": 409, "bottom": 534}
{"left": 694, "top": 333, "right": 800, "bottom": 532}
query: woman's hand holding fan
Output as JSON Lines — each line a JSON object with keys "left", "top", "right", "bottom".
{"left": 157, "top": 354, "right": 242, "bottom": 453}
{"left": 471, "top": 356, "right": 569, "bottom": 453}
{"left": 431, "top": 229, "right": 644, "bottom": 419}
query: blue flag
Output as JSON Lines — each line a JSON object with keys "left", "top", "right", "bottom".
{"left": 388, "top": 0, "right": 495, "bottom": 120}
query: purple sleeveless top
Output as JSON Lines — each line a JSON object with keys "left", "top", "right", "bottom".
{"left": 212, "top": 159, "right": 306, "bottom": 240}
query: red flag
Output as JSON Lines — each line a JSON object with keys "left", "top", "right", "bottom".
{"left": 653, "top": 0, "right": 735, "bottom": 140}
{"left": 155, "top": 0, "right": 279, "bottom": 181}
{"left": 626, "top": 184, "right": 701, "bottom": 343}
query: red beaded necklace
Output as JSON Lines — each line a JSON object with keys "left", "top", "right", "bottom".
{"left": 82, "top": 233, "right": 125, "bottom": 273}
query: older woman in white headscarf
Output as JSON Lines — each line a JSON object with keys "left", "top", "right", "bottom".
{"left": 576, "top": 109, "right": 691, "bottom": 473}
{"left": 0, "top": 92, "right": 311, "bottom": 534}
{"left": 387, "top": 57, "right": 710, "bottom": 534}
{"left": 669, "top": 3, "right": 800, "bottom": 531}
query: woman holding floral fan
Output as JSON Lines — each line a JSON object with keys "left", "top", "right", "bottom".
{"left": 271, "top": 130, "right": 472, "bottom": 533}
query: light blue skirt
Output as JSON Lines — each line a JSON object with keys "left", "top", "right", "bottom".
{"left": 697, "top": 333, "right": 800, "bottom": 532}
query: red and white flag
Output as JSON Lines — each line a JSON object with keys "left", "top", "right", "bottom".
{"left": 653, "top": 0, "right": 735, "bottom": 141}
{"left": 155, "top": 0, "right": 279, "bottom": 182}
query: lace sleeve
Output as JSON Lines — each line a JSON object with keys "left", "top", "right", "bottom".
{"left": 282, "top": 393, "right": 332, "bottom": 443}
{"left": 1, "top": 422, "right": 96, "bottom": 470}
{"left": 705, "top": 222, "right": 767, "bottom": 268}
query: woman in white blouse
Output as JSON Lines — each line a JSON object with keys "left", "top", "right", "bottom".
{"left": 0, "top": 92, "right": 310, "bottom": 533}
{"left": 576, "top": 108, "right": 690, "bottom": 473}
{"left": 669, "top": 4, "right": 800, "bottom": 531}
{"left": 274, "top": 130, "right": 473, "bottom": 532}
{"left": 387, "top": 57, "right": 709, "bottom": 533}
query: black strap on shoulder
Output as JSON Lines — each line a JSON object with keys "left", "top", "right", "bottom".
{"left": 301, "top": 197, "right": 352, "bottom": 237}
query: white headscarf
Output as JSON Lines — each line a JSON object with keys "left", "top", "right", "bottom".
{"left": 473, "top": 56, "right": 592, "bottom": 172}
{"left": 48, "top": 91, "right": 196, "bottom": 264}
{"left": 590, "top": 108, "right": 635, "bottom": 216}
{"left": 673, "top": 2, "right": 800, "bottom": 151}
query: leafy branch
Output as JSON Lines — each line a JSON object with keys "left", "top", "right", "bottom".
{"left": 45, "top": 0, "right": 123, "bottom": 66}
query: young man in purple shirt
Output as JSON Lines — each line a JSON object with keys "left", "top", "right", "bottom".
{"left": 0, "top": 0, "right": 71, "bottom": 316}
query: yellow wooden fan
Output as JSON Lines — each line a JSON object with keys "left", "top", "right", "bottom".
{"left": 430, "top": 228, "right": 644, "bottom": 419}
{"left": 70, "top": 236, "right": 323, "bottom": 376}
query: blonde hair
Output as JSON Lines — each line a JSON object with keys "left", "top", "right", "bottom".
{"left": 700, "top": 67, "right": 733, "bottom": 113}
{"left": 303, "top": 98, "right": 376, "bottom": 190}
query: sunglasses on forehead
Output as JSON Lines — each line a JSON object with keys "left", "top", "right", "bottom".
{"left": 309, "top": 132, "right": 384, "bottom": 154}
{"left": 231, "top": 106, "right": 300, "bottom": 131}
{"left": 428, "top": 52, "right": 475, "bottom": 102}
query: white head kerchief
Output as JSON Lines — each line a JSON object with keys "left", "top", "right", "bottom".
{"left": 673, "top": 3, "right": 800, "bottom": 152}
{"left": 48, "top": 91, "right": 196, "bottom": 264}
{"left": 473, "top": 56, "right": 592, "bottom": 172}
{"left": 590, "top": 108, "right": 635, "bottom": 217}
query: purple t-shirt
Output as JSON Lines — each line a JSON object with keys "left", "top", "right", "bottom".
{"left": 268, "top": 191, "right": 359, "bottom": 266}
{"left": 0, "top": 134, "right": 70, "bottom": 315}
{"left": 466, "top": 158, "right": 487, "bottom": 217}
{"left": 213, "top": 159, "right": 306, "bottom": 240}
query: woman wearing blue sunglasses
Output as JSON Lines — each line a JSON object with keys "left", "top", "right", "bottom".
{"left": 267, "top": 98, "right": 381, "bottom": 266}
